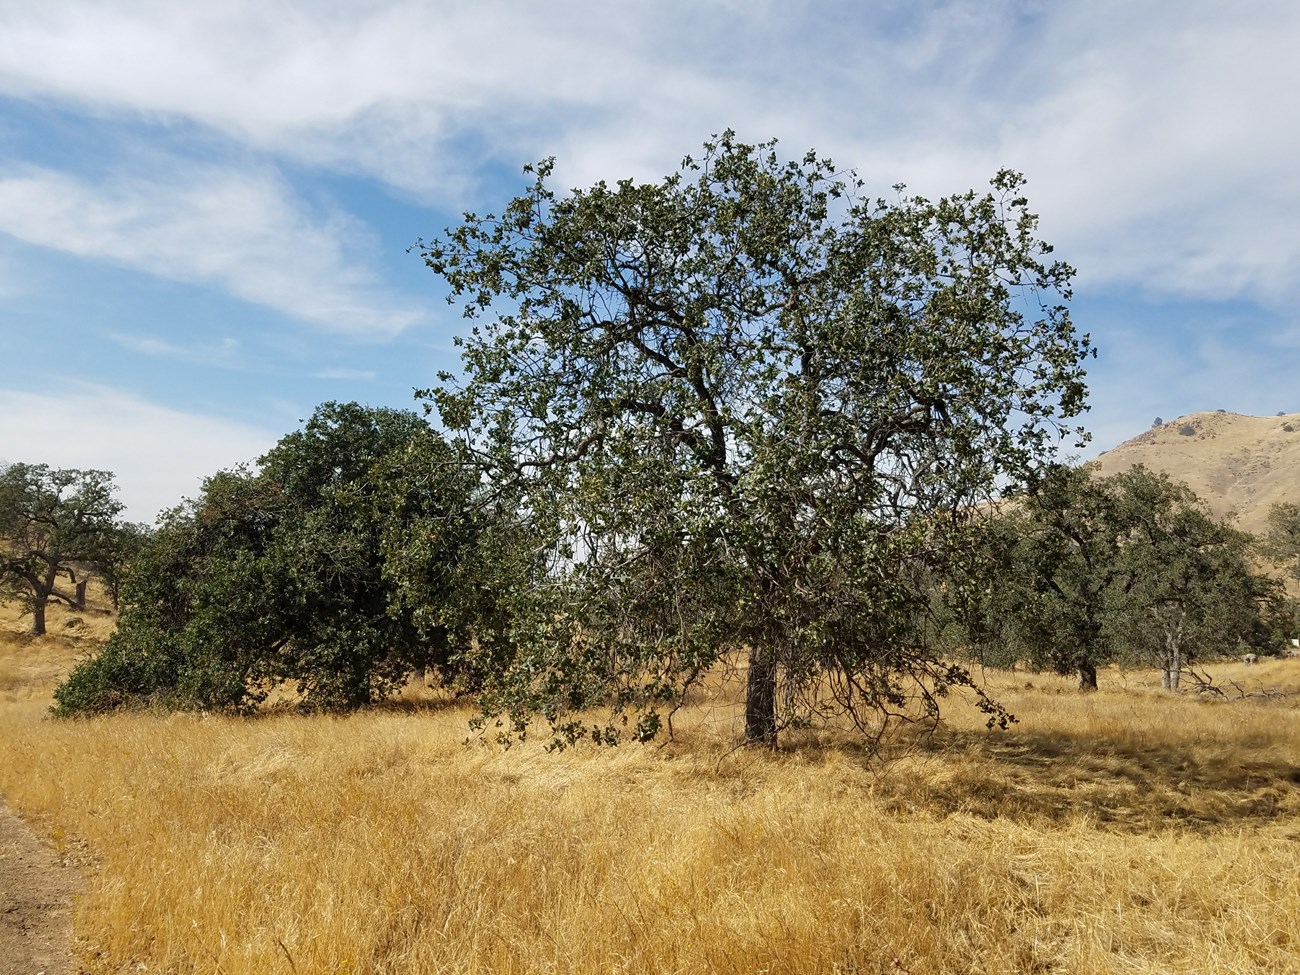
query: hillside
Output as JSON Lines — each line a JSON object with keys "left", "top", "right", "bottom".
{"left": 1088, "top": 411, "right": 1300, "bottom": 536}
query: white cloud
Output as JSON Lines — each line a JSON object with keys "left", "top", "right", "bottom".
{"left": 313, "top": 367, "right": 376, "bottom": 381}
{"left": 833, "top": 2, "right": 1300, "bottom": 304}
{"left": 110, "top": 332, "right": 242, "bottom": 364}
{"left": 0, "top": 0, "right": 1297, "bottom": 306}
{"left": 0, "top": 163, "right": 425, "bottom": 334}
{"left": 0, "top": 384, "right": 278, "bottom": 522}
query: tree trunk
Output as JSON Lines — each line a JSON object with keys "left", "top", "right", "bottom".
{"left": 28, "top": 594, "right": 47, "bottom": 637}
{"left": 744, "top": 644, "right": 778, "bottom": 746}
{"left": 74, "top": 579, "right": 87, "bottom": 611}
{"left": 1077, "top": 661, "right": 1097, "bottom": 691}
{"left": 1168, "top": 643, "right": 1182, "bottom": 691}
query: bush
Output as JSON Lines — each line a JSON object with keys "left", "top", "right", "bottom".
{"left": 54, "top": 403, "right": 492, "bottom": 716}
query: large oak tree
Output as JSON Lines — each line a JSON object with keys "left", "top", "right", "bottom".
{"left": 54, "top": 403, "right": 486, "bottom": 715}
{"left": 418, "top": 133, "right": 1092, "bottom": 748}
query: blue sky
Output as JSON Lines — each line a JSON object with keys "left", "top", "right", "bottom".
{"left": 1, "top": 0, "right": 1298, "bottom": 521}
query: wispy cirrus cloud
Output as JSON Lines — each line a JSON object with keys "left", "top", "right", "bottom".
{"left": 110, "top": 332, "right": 241, "bottom": 365}
{"left": 0, "top": 163, "right": 424, "bottom": 335}
{"left": 313, "top": 367, "right": 377, "bottom": 381}
{"left": 2, "top": 0, "right": 1296, "bottom": 310}
{"left": 784, "top": 1, "right": 1300, "bottom": 308}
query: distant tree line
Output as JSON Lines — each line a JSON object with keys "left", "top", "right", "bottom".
{"left": 17, "top": 427, "right": 1288, "bottom": 735}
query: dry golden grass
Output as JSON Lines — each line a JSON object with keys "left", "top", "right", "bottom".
{"left": 0, "top": 586, "right": 114, "bottom": 703}
{"left": 2, "top": 597, "right": 1300, "bottom": 974}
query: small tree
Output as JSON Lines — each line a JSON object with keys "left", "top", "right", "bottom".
{"left": 1262, "top": 502, "right": 1300, "bottom": 648}
{"left": 97, "top": 521, "right": 152, "bottom": 611}
{"left": 962, "top": 465, "right": 1123, "bottom": 690}
{"left": 419, "top": 132, "right": 1092, "bottom": 747}
{"left": 1107, "top": 467, "right": 1271, "bottom": 689}
{"left": 0, "top": 463, "right": 125, "bottom": 635}
{"left": 963, "top": 465, "right": 1271, "bottom": 691}
{"left": 1264, "top": 502, "right": 1300, "bottom": 578}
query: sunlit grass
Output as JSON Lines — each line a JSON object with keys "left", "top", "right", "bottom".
{"left": 2, "top": 596, "right": 1299, "bottom": 974}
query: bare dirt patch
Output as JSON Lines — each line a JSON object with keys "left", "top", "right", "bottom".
{"left": 0, "top": 797, "right": 81, "bottom": 975}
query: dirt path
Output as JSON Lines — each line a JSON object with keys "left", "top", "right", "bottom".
{"left": 0, "top": 797, "right": 81, "bottom": 975}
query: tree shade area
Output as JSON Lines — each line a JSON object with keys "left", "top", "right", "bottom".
{"left": 415, "top": 133, "right": 1092, "bottom": 747}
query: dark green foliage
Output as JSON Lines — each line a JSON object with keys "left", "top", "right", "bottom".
{"left": 54, "top": 403, "right": 485, "bottom": 716}
{"left": 1265, "top": 502, "right": 1300, "bottom": 577}
{"left": 97, "top": 520, "right": 152, "bottom": 611}
{"left": 0, "top": 463, "right": 127, "bottom": 636}
{"left": 1261, "top": 503, "right": 1300, "bottom": 651}
{"left": 963, "top": 466, "right": 1123, "bottom": 689}
{"left": 1259, "top": 592, "right": 1300, "bottom": 652}
{"left": 1104, "top": 467, "right": 1273, "bottom": 687}
{"left": 418, "top": 132, "right": 1092, "bottom": 747}
{"left": 961, "top": 465, "right": 1272, "bottom": 690}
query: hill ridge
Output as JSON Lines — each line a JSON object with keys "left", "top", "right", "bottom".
{"left": 1089, "top": 410, "right": 1300, "bottom": 535}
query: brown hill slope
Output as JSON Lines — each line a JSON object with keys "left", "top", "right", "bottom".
{"left": 1088, "top": 411, "right": 1300, "bottom": 536}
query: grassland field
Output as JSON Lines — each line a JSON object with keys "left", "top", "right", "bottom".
{"left": 2, "top": 589, "right": 1300, "bottom": 975}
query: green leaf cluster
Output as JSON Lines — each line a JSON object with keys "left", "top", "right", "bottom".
{"left": 960, "top": 465, "right": 1273, "bottom": 690}
{"left": 0, "top": 463, "right": 131, "bottom": 635}
{"left": 53, "top": 403, "right": 487, "bottom": 715}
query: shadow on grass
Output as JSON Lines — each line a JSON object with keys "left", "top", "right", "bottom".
{"left": 873, "top": 724, "right": 1300, "bottom": 833}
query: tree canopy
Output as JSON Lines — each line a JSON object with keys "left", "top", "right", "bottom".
{"left": 0, "top": 463, "right": 127, "bottom": 635}
{"left": 54, "top": 403, "right": 486, "bottom": 715}
{"left": 418, "top": 132, "right": 1093, "bottom": 748}
{"left": 1264, "top": 502, "right": 1300, "bottom": 582}
{"left": 961, "top": 464, "right": 1123, "bottom": 690}
{"left": 962, "top": 465, "right": 1272, "bottom": 690}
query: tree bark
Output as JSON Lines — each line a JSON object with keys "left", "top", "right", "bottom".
{"left": 28, "top": 595, "right": 47, "bottom": 637}
{"left": 1160, "top": 636, "right": 1183, "bottom": 691}
{"left": 745, "top": 644, "right": 778, "bottom": 746}
{"left": 73, "top": 580, "right": 87, "bottom": 612}
{"left": 1077, "top": 661, "right": 1097, "bottom": 691}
